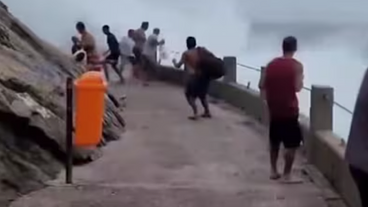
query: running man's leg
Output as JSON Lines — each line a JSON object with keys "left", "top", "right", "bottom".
{"left": 112, "top": 62, "right": 124, "bottom": 83}
{"left": 350, "top": 165, "right": 368, "bottom": 207}
{"left": 103, "top": 61, "right": 110, "bottom": 82}
{"left": 147, "top": 54, "right": 158, "bottom": 79}
{"left": 132, "top": 47, "right": 146, "bottom": 84}
{"left": 269, "top": 118, "right": 282, "bottom": 180}
{"left": 107, "top": 53, "right": 124, "bottom": 82}
{"left": 140, "top": 55, "right": 151, "bottom": 86}
{"left": 119, "top": 55, "right": 125, "bottom": 74}
{"left": 119, "top": 54, "right": 129, "bottom": 74}
{"left": 185, "top": 76, "right": 198, "bottom": 120}
{"left": 198, "top": 76, "right": 211, "bottom": 118}
{"left": 281, "top": 116, "right": 303, "bottom": 183}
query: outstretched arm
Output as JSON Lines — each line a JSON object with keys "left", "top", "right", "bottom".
{"left": 173, "top": 53, "right": 186, "bottom": 68}
{"left": 150, "top": 38, "right": 165, "bottom": 47}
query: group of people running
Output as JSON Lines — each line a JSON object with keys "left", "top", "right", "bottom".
{"left": 70, "top": 21, "right": 218, "bottom": 120}
{"left": 71, "top": 21, "right": 164, "bottom": 86}
{"left": 69, "top": 21, "right": 303, "bottom": 184}
{"left": 68, "top": 20, "right": 368, "bottom": 206}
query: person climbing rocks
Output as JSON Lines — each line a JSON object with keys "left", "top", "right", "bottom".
{"left": 119, "top": 29, "right": 136, "bottom": 76}
{"left": 173, "top": 36, "right": 212, "bottom": 120}
{"left": 346, "top": 68, "right": 368, "bottom": 207}
{"left": 132, "top": 21, "right": 149, "bottom": 86}
{"left": 102, "top": 25, "right": 124, "bottom": 83}
{"left": 71, "top": 36, "right": 81, "bottom": 55}
{"left": 142, "top": 28, "right": 165, "bottom": 78}
{"left": 258, "top": 36, "right": 304, "bottom": 183}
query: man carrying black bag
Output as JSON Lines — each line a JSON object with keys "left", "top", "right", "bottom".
{"left": 173, "top": 36, "right": 225, "bottom": 120}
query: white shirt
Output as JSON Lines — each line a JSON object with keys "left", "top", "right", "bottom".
{"left": 143, "top": 34, "right": 159, "bottom": 58}
{"left": 119, "top": 36, "right": 134, "bottom": 57}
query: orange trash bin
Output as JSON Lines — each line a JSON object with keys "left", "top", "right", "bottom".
{"left": 74, "top": 71, "right": 107, "bottom": 147}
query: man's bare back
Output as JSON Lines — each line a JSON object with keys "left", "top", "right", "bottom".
{"left": 134, "top": 28, "right": 146, "bottom": 50}
{"left": 182, "top": 48, "right": 199, "bottom": 74}
{"left": 80, "top": 31, "right": 99, "bottom": 65}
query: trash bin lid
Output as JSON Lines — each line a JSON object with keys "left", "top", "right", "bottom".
{"left": 75, "top": 71, "right": 107, "bottom": 88}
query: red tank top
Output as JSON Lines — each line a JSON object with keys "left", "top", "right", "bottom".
{"left": 264, "top": 57, "right": 300, "bottom": 119}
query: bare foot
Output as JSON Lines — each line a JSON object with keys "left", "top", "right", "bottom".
{"left": 270, "top": 172, "right": 281, "bottom": 180}
{"left": 280, "top": 174, "right": 303, "bottom": 184}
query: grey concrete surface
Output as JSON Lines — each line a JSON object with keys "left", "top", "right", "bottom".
{"left": 10, "top": 81, "right": 344, "bottom": 207}
{"left": 156, "top": 65, "right": 357, "bottom": 207}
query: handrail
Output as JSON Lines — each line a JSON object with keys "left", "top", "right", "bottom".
{"left": 236, "top": 63, "right": 354, "bottom": 115}
{"left": 165, "top": 50, "right": 353, "bottom": 115}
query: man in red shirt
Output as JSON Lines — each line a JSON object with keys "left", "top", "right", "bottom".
{"left": 259, "top": 36, "right": 304, "bottom": 183}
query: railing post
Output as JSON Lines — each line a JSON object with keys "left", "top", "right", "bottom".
{"left": 223, "top": 56, "right": 237, "bottom": 83}
{"left": 259, "top": 66, "right": 269, "bottom": 125}
{"left": 310, "top": 85, "right": 334, "bottom": 131}
{"left": 65, "top": 77, "right": 74, "bottom": 184}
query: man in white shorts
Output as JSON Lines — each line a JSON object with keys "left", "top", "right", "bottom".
{"left": 119, "top": 29, "right": 136, "bottom": 74}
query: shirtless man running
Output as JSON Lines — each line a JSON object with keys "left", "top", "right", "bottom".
{"left": 133, "top": 22, "right": 149, "bottom": 85}
{"left": 173, "top": 36, "right": 211, "bottom": 120}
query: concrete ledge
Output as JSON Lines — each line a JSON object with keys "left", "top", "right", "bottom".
{"left": 209, "top": 81, "right": 268, "bottom": 124}
{"left": 309, "top": 131, "right": 360, "bottom": 207}
{"left": 157, "top": 66, "right": 186, "bottom": 86}
{"left": 156, "top": 65, "right": 359, "bottom": 207}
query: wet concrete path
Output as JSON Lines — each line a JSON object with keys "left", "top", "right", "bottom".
{"left": 10, "top": 81, "right": 343, "bottom": 207}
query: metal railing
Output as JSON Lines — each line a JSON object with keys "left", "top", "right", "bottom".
{"left": 165, "top": 50, "right": 354, "bottom": 115}
{"left": 236, "top": 63, "right": 354, "bottom": 115}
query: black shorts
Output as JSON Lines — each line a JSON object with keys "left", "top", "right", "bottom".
{"left": 269, "top": 116, "right": 302, "bottom": 149}
{"left": 106, "top": 53, "right": 120, "bottom": 61}
{"left": 105, "top": 53, "right": 120, "bottom": 66}
{"left": 185, "top": 74, "right": 211, "bottom": 99}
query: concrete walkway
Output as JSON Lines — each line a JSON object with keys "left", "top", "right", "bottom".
{"left": 10, "top": 81, "right": 340, "bottom": 207}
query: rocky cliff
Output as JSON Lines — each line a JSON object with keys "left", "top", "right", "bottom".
{"left": 0, "top": 1, "right": 125, "bottom": 204}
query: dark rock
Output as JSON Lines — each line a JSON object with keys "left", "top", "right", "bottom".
{"left": 0, "top": 1, "right": 125, "bottom": 204}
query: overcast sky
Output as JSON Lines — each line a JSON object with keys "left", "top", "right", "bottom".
{"left": 2, "top": 0, "right": 367, "bottom": 138}
{"left": 239, "top": 0, "right": 368, "bottom": 23}
{"left": 4, "top": 0, "right": 367, "bottom": 51}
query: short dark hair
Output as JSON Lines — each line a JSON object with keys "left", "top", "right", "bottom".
{"left": 128, "top": 29, "right": 135, "bottom": 36}
{"left": 186, "top": 36, "right": 196, "bottom": 49}
{"left": 153, "top": 28, "right": 160, "bottom": 34}
{"left": 141, "top": 21, "right": 149, "bottom": 28}
{"left": 76, "top": 22, "right": 85, "bottom": 31}
{"left": 282, "top": 36, "right": 297, "bottom": 53}
{"left": 102, "top": 25, "right": 109, "bottom": 31}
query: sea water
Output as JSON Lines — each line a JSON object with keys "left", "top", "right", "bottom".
{"left": 4, "top": 0, "right": 368, "bottom": 139}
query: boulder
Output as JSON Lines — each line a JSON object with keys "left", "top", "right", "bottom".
{"left": 0, "top": 1, "right": 125, "bottom": 204}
